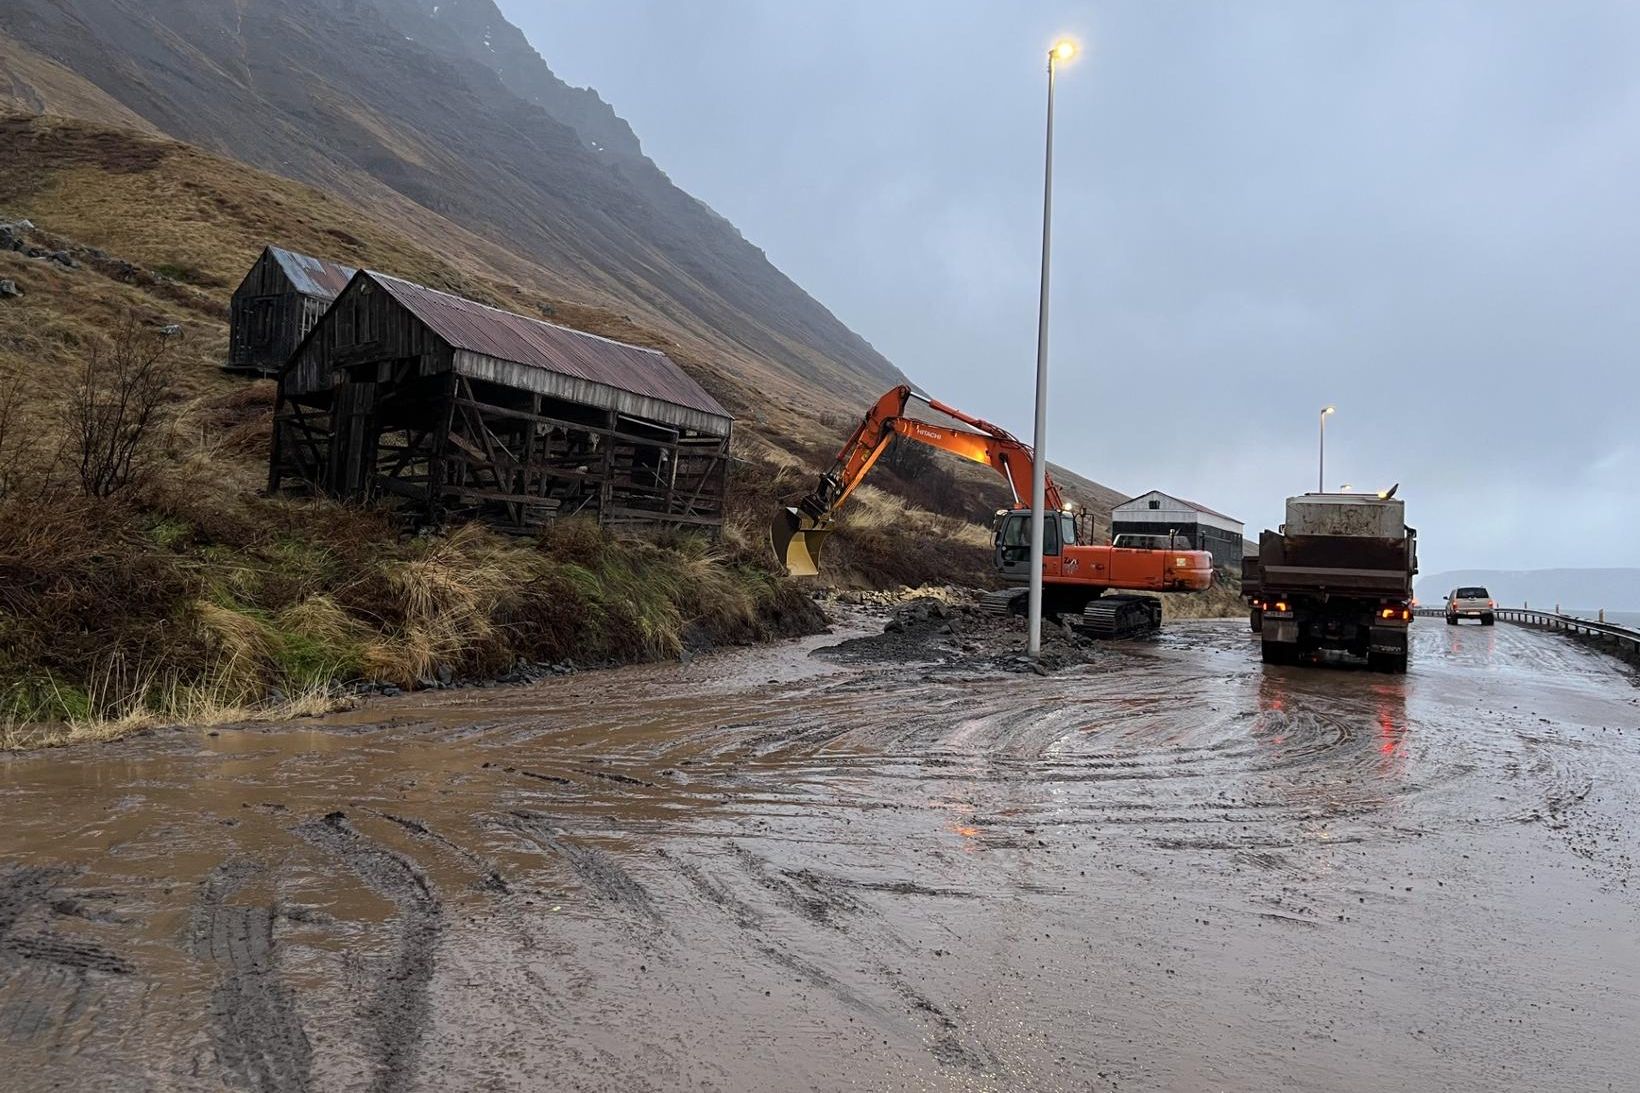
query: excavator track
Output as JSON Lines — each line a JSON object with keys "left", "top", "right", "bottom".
{"left": 979, "top": 589, "right": 1028, "bottom": 618}
{"left": 1076, "top": 595, "right": 1163, "bottom": 639}
{"left": 981, "top": 589, "right": 1161, "bottom": 641}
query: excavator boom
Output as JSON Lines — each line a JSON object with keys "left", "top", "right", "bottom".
{"left": 774, "top": 385, "right": 1061, "bottom": 575}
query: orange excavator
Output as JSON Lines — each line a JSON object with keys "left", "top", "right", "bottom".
{"left": 772, "top": 385, "right": 1216, "bottom": 637}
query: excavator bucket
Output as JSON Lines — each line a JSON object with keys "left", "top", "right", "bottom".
{"left": 772, "top": 507, "right": 832, "bottom": 577}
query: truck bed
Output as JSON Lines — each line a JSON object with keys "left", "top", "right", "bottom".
{"left": 1256, "top": 531, "right": 1415, "bottom": 599}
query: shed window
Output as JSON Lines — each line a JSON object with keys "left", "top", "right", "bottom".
{"left": 1148, "top": 499, "right": 1161, "bottom": 510}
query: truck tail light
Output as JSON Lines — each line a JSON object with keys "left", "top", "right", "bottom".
{"left": 1381, "top": 605, "right": 1412, "bottom": 621}
{"left": 1488, "top": 600, "right": 1496, "bottom": 609}
{"left": 1275, "top": 601, "right": 1289, "bottom": 613}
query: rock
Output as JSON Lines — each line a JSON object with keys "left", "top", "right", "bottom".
{"left": 49, "top": 251, "right": 79, "bottom": 269}
{"left": 435, "top": 664, "right": 454, "bottom": 685}
{"left": 24, "top": 246, "right": 46, "bottom": 259}
{"left": 380, "top": 684, "right": 402, "bottom": 697}
{"left": 0, "top": 280, "right": 21, "bottom": 299}
{"left": 266, "top": 687, "right": 288, "bottom": 705}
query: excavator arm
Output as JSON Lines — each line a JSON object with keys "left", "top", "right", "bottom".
{"left": 775, "top": 384, "right": 1062, "bottom": 575}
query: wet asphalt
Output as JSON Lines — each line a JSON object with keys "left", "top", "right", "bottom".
{"left": 1, "top": 617, "right": 1637, "bottom": 1092}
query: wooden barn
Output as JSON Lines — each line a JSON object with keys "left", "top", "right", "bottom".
{"left": 269, "top": 271, "right": 733, "bottom": 533}
{"left": 1111, "top": 490, "right": 1245, "bottom": 569}
{"left": 227, "top": 246, "right": 357, "bottom": 375}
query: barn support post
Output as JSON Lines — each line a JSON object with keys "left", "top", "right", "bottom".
{"left": 267, "top": 380, "right": 288, "bottom": 496}
{"left": 427, "top": 370, "right": 460, "bottom": 528}
{"left": 598, "top": 408, "right": 617, "bottom": 526}
{"left": 714, "top": 438, "right": 730, "bottom": 534}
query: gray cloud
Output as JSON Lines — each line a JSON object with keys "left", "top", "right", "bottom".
{"left": 502, "top": 0, "right": 1639, "bottom": 573}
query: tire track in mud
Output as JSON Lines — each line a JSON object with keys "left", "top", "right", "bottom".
{"left": 504, "top": 812, "right": 662, "bottom": 923}
{"left": 662, "top": 845, "right": 992, "bottom": 1070}
{"left": 187, "top": 860, "right": 313, "bottom": 1093}
{"left": 0, "top": 866, "right": 132, "bottom": 1066}
{"left": 0, "top": 867, "right": 132, "bottom": 980}
{"left": 726, "top": 843, "right": 864, "bottom": 929}
{"left": 660, "top": 848, "right": 874, "bottom": 1010}
{"left": 296, "top": 812, "right": 440, "bottom": 1093}
{"left": 366, "top": 810, "right": 510, "bottom": 894}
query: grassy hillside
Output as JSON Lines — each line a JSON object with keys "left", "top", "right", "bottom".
{"left": 0, "top": 114, "right": 1013, "bottom": 744}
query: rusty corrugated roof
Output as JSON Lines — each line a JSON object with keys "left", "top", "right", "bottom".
{"left": 369, "top": 272, "right": 731, "bottom": 421}
{"left": 269, "top": 246, "right": 357, "bottom": 299}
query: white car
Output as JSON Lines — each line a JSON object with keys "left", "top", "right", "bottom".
{"left": 1446, "top": 587, "right": 1495, "bottom": 626}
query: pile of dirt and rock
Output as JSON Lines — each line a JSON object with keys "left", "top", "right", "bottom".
{"left": 818, "top": 590, "right": 1104, "bottom": 675}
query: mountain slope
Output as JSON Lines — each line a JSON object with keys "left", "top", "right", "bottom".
{"left": 0, "top": 0, "right": 903, "bottom": 419}
{"left": 0, "top": 2, "right": 1136, "bottom": 523}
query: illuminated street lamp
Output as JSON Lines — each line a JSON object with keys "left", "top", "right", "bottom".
{"left": 1027, "top": 35, "right": 1079, "bottom": 659}
{"left": 1318, "top": 406, "right": 1336, "bottom": 493}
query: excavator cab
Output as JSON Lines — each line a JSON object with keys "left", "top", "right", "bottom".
{"left": 992, "top": 509, "right": 1075, "bottom": 583}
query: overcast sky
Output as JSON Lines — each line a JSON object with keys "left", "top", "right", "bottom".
{"left": 501, "top": 1, "right": 1639, "bottom": 576}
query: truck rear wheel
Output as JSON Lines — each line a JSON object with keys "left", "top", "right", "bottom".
{"left": 1482, "top": 614, "right": 1495, "bottom": 626}
{"left": 1249, "top": 608, "right": 1263, "bottom": 633}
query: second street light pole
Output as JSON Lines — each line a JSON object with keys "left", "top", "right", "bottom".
{"left": 1318, "top": 405, "right": 1335, "bottom": 493}
{"left": 1028, "top": 38, "right": 1077, "bottom": 660}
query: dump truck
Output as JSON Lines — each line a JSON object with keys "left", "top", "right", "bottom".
{"left": 1252, "top": 491, "right": 1417, "bottom": 672}
{"left": 772, "top": 385, "right": 1215, "bottom": 637}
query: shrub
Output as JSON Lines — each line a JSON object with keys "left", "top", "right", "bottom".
{"left": 65, "top": 313, "right": 176, "bottom": 498}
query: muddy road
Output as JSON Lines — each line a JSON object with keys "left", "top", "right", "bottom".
{"left": 2, "top": 614, "right": 1638, "bottom": 1092}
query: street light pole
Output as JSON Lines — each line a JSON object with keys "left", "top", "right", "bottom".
{"left": 1028, "top": 38, "right": 1077, "bottom": 660}
{"left": 1318, "top": 405, "right": 1335, "bottom": 493}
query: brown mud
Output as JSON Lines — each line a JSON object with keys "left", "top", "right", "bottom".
{"left": 1, "top": 612, "right": 1638, "bottom": 1091}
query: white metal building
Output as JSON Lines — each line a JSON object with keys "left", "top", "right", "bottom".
{"left": 1112, "top": 490, "right": 1245, "bottom": 568}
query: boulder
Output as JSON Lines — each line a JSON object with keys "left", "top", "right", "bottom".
{"left": 49, "top": 251, "right": 79, "bottom": 269}
{"left": 0, "top": 280, "right": 21, "bottom": 299}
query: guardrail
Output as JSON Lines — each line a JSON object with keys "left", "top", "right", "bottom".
{"left": 1413, "top": 606, "right": 1640, "bottom": 662}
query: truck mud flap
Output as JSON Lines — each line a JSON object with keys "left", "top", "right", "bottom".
{"left": 1266, "top": 620, "right": 1300, "bottom": 645}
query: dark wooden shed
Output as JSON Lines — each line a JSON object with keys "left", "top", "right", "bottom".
{"left": 227, "top": 246, "right": 357, "bottom": 375}
{"left": 270, "top": 271, "right": 734, "bottom": 532}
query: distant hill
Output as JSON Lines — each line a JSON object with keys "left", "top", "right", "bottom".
{"left": 1417, "top": 569, "right": 1640, "bottom": 612}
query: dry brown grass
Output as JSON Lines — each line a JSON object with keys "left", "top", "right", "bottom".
{"left": 0, "top": 672, "right": 353, "bottom": 750}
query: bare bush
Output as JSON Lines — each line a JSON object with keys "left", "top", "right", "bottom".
{"left": 65, "top": 313, "right": 176, "bottom": 498}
